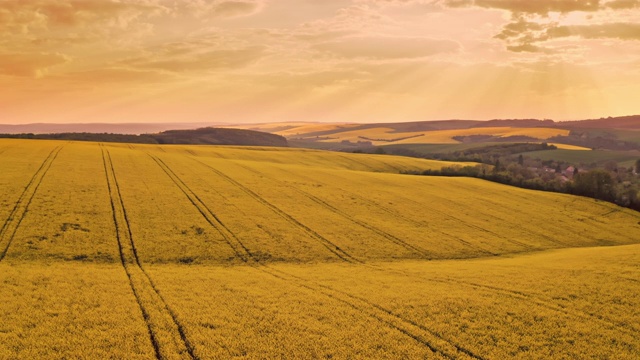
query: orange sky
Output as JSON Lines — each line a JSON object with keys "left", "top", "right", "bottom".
{"left": 1, "top": 0, "right": 639, "bottom": 124}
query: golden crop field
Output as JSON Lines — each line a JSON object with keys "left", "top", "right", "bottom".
{"left": 0, "top": 139, "right": 639, "bottom": 359}
{"left": 227, "top": 123, "right": 571, "bottom": 145}
{"left": 278, "top": 126, "right": 569, "bottom": 145}
{"left": 223, "top": 122, "right": 359, "bottom": 138}
{"left": 548, "top": 143, "right": 591, "bottom": 150}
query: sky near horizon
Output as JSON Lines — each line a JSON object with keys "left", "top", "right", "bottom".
{"left": 1, "top": 0, "right": 639, "bottom": 124}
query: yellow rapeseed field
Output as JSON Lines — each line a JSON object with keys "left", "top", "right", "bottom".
{"left": 310, "top": 126, "right": 569, "bottom": 145}
{"left": 0, "top": 139, "right": 638, "bottom": 359}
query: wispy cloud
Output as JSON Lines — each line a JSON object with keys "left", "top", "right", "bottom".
{"left": 0, "top": 52, "right": 69, "bottom": 77}
{"left": 121, "top": 45, "right": 267, "bottom": 73}
{"left": 442, "top": 0, "right": 602, "bottom": 14}
{"left": 314, "top": 36, "right": 459, "bottom": 59}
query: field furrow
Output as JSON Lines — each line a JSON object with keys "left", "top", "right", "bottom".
{"left": 369, "top": 261, "right": 640, "bottom": 339}
{"left": 262, "top": 264, "right": 483, "bottom": 360}
{"left": 221, "top": 162, "right": 513, "bottom": 256}
{"left": 434, "top": 276, "right": 640, "bottom": 336}
{"left": 102, "top": 148, "right": 199, "bottom": 360}
{"left": 188, "top": 156, "right": 360, "bottom": 263}
{"left": 146, "top": 152, "right": 482, "bottom": 359}
{"left": 292, "top": 169, "right": 527, "bottom": 247}
{"left": 149, "top": 154, "right": 251, "bottom": 262}
{"left": 0, "top": 146, "right": 62, "bottom": 261}
{"left": 229, "top": 159, "right": 433, "bottom": 258}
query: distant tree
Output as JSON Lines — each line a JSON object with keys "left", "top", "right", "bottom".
{"left": 573, "top": 169, "right": 615, "bottom": 201}
{"left": 493, "top": 159, "right": 501, "bottom": 173}
{"left": 604, "top": 160, "right": 618, "bottom": 172}
{"left": 635, "top": 159, "right": 640, "bottom": 174}
{"left": 517, "top": 154, "right": 524, "bottom": 166}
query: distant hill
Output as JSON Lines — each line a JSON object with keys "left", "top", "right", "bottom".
{"left": 558, "top": 115, "right": 640, "bottom": 129}
{"left": 152, "top": 127, "right": 288, "bottom": 146}
{"left": 0, "top": 122, "right": 216, "bottom": 135}
{"left": 223, "top": 116, "right": 640, "bottom": 152}
{"left": 2, "top": 115, "right": 638, "bottom": 149}
{"left": 0, "top": 127, "right": 288, "bottom": 147}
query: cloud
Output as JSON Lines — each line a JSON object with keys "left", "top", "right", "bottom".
{"left": 301, "top": 5, "right": 395, "bottom": 33}
{"left": 442, "top": 0, "right": 602, "bottom": 14}
{"left": 547, "top": 22, "right": 640, "bottom": 40}
{"left": 182, "top": 0, "right": 266, "bottom": 18}
{"left": 314, "top": 36, "right": 460, "bottom": 59}
{"left": 65, "top": 67, "right": 173, "bottom": 83}
{"left": 495, "top": 19, "right": 545, "bottom": 39}
{"left": 354, "top": 0, "right": 441, "bottom": 7}
{"left": 0, "top": 0, "right": 163, "bottom": 31}
{"left": 605, "top": 0, "right": 640, "bottom": 9}
{"left": 506, "top": 43, "right": 550, "bottom": 53}
{"left": 498, "top": 20, "right": 640, "bottom": 52}
{"left": 122, "top": 46, "right": 266, "bottom": 72}
{"left": 257, "top": 69, "right": 371, "bottom": 89}
{"left": 0, "top": 52, "right": 69, "bottom": 77}
{"left": 211, "top": 1, "right": 264, "bottom": 17}
{"left": 480, "top": 0, "right": 640, "bottom": 53}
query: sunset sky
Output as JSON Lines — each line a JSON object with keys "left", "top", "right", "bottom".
{"left": 1, "top": 0, "right": 639, "bottom": 124}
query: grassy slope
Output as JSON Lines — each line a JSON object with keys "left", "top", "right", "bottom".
{"left": 0, "top": 139, "right": 638, "bottom": 359}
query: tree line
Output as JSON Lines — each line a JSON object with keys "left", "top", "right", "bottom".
{"left": 404, "top": 158, "right": 640, "bottom": 212}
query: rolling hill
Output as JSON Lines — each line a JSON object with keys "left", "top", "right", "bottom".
{"left": 0, "top": 127, "right": 288, "bottom": 147}
{"left": 0, "top": 139, "right": 638, "bottom": 359}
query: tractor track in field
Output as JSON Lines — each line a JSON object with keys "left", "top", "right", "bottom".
{"left": 0, "top": 146, "right": 62, "bottom": 261}
{"left": 375, "top": 263, "right": 640, "bottom": 337}
{"left": 258, "top": 265, "right": 483, "bottom": 360}
{"left": 223, "top": 162, "right": 637, "bottom": 337}
{"left": 184, "top": 149, "right": 197, "bottom": 157}
{"left": 575, "top": 206, "right": 635, "bottom": 242}
{"left": 463, "top": 196, "right": 573, "bottom": 247}
{"left": 457, "top": 186, "right": 635, "bottom": 247}
{"left": 151, "top": 153, "right": 354, "bottom": 263}
{"left": 358, "top": 187, "right": 537, "bottom": 251}
{"left": 414, "top": 189, "right": 569, "bottom": 249}
{"left": 229, "top": 160, "right": 433, "bottom": 258}
{"left": 311, "top": 169, "right": 543, "bottom": 251}
{"left": 187, "top": 157, "right": 361, "bottom": 263}
{"left": 149, "top": 155, "right": 251, "bottom": 262}
{"left": 272, "top": 169, "right": 499, "bottom": 256}
{"left": 360, "top": 174, "right": 537, "bottom": 251}
{"left": 336, "top": 153, "right": 405, "bottom": 173}
{"left": 102, "top": 147, "right": 199, "bottom": 360}
{"left": 478, "top": 188, "right": 632, "bottom": 242}
{"left": 431, "top": 275, "right": 640, "bottom": 337}
{"left": 150, "top": 154, "right": 483, "bottom": 360}
{"left": 148, "top": 151, "right": 636, "bottom": 356}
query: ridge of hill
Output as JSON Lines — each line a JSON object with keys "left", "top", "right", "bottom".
{"left": 0, "top": 127, "right": 288, "bottom": 147}
{"left": 0, "top": 122, "right": 215, "bottom": 134}
{"left": 224, "top": 115, "right": 640, "bottom": 150}
{"left": 2, "top": 115, "right": 639, "bottom": 136}
{"left": 559, "top": 115, "right": 640, "bottom": 129}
